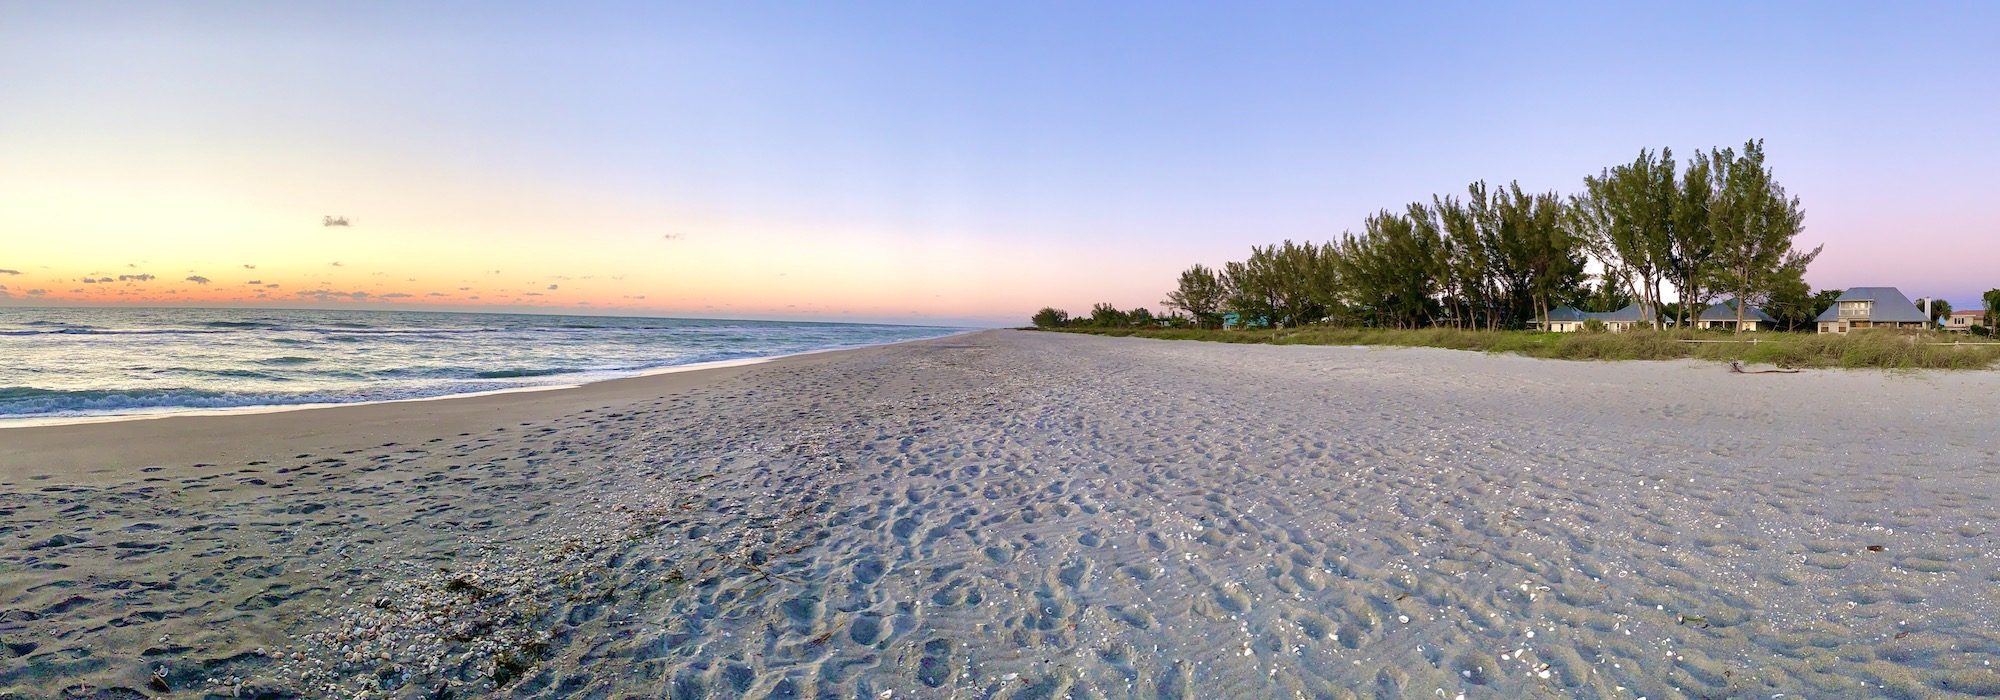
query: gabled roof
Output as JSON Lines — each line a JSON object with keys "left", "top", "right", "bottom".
{"left": 1949, "top": 309, "right": 1985, "bottom": 317}
{"left": 1592, "top": 303, "right": 1647, "bottom": 322}
{"left": 1544, "top": 303, "right": 1648, "bottom": 324}
{"left": 1699, "top": 300, "right": 1776, "bottom": 323}
{"left": 1545, "top": 306, "right": 1587, "bottom": 322}
{"left": 1814, "top": 287, "right": 1929, "bottom": 323}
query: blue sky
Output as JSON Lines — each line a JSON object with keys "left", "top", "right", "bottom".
{"left": 3, "top": 2, "right": 1997, "bottom": 325}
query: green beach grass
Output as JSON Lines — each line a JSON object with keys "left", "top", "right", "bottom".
{"left": 1046, "top": 326, "right": 2000, "bottom": 370}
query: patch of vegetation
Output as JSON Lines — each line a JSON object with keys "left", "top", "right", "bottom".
{"left": 1046, "top": 327, "right": 2000, "bottom": 370}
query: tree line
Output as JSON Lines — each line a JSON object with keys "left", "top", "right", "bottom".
{"left": 1038, "top": 140, "right": 1835, "bottom": 333}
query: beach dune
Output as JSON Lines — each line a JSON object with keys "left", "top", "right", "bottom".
{"left": 4, "top": 330, "right": 1998, "bottom": 698}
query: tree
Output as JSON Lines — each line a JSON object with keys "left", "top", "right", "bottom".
{"left": 1985, "top": 289, "right": 2000, "bottom": 332}
{"left": 1336, "top": 210, "right": 1439, "bottom": 328}
{"left": 1763, "top": 274, "right": 1817, "bottom": 331}
{"left": 1575, "top": 149, "right": 1674, "bottom": 328}
{"left": 1127, "top": 307, "right": 1155, "bottom": 327}
{"left": 1031, "top": 307, "right": 1069, "bottom": 328}
{"left": 1913, "top": 298, "right": 1951, "bottom": 325}
{"left": 1088, "top": 303, "right": 1128, "bottom": 327}
{"left": 1668, "top": 150, "right": 1717, "bottom": 329}
{"left": 1225, "top": 241, "right": 1333, "bottom": 328}
{"left": 1433, "top": 194, "right": 1493, "bottom": 329}
{"left": 1707, "top": 140, "right": 1820, "bottom": 333}
{"left": 1479, "top": 182, "right": 1584, "bottom": 329}
{"left": 1162, "top": 264, "right": 1228, "bottom": 328}
{"left": 1581, "top": 274, "right": 1635, "bottom": 313}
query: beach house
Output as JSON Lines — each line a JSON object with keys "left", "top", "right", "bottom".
{"left": 1536, "top": 303, "right": 1651, "bottom": 332}
{"left": 1696, "top": 301, "right": 1776, "bottom": 332}
{"left": 1815, "top": 287, "right": 1929, "bottom": 334}
{"left": 1943, "top": 309, "right": 1986, "bottom": 333}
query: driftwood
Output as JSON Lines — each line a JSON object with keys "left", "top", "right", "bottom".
{"left": 1731, "top": 360, "right": 1800, "bottom": 374}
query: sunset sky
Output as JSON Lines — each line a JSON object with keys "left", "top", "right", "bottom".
{"left": 3, "top": 2, "right": 1997, "bottom": 326}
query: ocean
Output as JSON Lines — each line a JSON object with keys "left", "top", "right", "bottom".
{"left": 0, "top": 307, "right": 965, "bottom": 423}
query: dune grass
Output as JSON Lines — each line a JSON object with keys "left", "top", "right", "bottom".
{"left": 1049, "top": 326, "right": 2000, "bottom": 370}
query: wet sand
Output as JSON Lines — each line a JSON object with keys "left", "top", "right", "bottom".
{"left": 3, "top": 330, "right": 1999, "bottom": 699}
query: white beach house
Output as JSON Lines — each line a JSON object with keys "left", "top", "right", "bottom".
{"left": 1696, "top": 301, "right": 1776, "bottom": 332}
{"left": 1943, "top": 309, "right": 1985, "bottom": 333}
{"left": 1536, "top": 303, "right": 1650, "bottom": 332}
{"left": 1815, "top": 287, "right": 1929, "bottom": 334}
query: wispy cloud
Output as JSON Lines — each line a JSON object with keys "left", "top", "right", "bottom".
{"left": 185, "top": 275, "right": 212, "bottom": 285}
{"left": 118, "top": 274, "right": 155, "bottom": 282}
{"left": 242, "top": 264, "right": 257, "bottom": 269}
{"left": 546, "top": 284, "right": 558, "bottom": 290}
{"left": 380, "top": 292, "right": 412, "bottom": 299}
{"left": 0, "top": 269, "right": 20, "bottom": 275}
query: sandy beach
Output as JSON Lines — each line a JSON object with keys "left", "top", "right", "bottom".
{"left": 4, "top": 329, "right": 1999, "bottom": 699}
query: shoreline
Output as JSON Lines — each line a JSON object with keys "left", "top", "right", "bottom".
{"left": 0, "top": 329, "right": 977, "bottom": 431}
{"left": 0, "top": 330, "right": 976, "bottom": 479}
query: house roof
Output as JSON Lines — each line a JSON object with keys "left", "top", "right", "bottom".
{"left": 1814, "top": 287, "right": 1930, "bottom": 323}
{"left": 1699, "top": 301, "right": 1776, "bottom": 323}
{"left": 1949, "top": 309, "right": 1985, "bottom": 317}
{"left": 1545, "top": 303, "right": 1648, "bottom": 324}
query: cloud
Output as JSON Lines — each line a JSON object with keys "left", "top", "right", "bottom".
{"left": 247, "top": 280, "right": 262, "bottom": 285}
{"left": 27, "top": 288, "right": 47, "bottom": 295}
{"left": 524, "top": 292, "right": 543, "bottom": 296}
{"left": 185, "top": 275, "right": 211, "bottom": 285}
{"left": 380, "top": 292, "right": 412, "bottom": 299}
{"left": 264, "top": 283, "right": 280, "bottom": 288}
{"left": 242, "top": 264, "right": 256, "bottom": 269}
{"left": 0, "top": 269, "right": 19, "bottom": 275}
{"left": 427, "top": 292, "right": 447, "bottom": 297}
{"left": 81, "top": 278, "right": 98, "bottom": 284}
{"left": 293, "top": 289, "right": 369, "bottom": 302}
{"left": 330, "top": 261, "right": 343, "bottom": 267}
{"left": 546, "top": 284, "right": 558, "bottom": 290}
{"left": 662, "top": 233, "right": 684, "bottom": 241}
{"left": 118, "top": 274, "right": 155, "bottom": 282}
{"left": 458, "top": 287, "right": 471, "bottom": 291}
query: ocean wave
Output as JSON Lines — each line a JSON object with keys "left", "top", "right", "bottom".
{"left": 0, "top": 386, "right": 275, "bottom": 416}
{"left": 472, "top": 368, "right": 586, "bottom": 379}
{"left": 258, "top": 356, "right": 319, "bottom": 365}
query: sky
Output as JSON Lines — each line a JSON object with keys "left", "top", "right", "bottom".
{"left": 3, "top": 2, "right": 1997, "bottom": 326}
